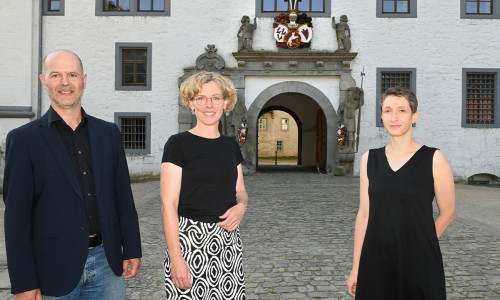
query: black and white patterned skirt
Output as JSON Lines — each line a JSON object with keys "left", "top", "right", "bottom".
{"left": 164, "top": 216, "right": 246, "bottom": 300}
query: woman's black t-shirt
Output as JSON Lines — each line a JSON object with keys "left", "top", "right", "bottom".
{"left": 161, "top": 131, "right": 243, "bottom": 223}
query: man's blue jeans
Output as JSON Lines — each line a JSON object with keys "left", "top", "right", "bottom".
{"left": 43, "top": 245, "right": 126, "bottom": 300}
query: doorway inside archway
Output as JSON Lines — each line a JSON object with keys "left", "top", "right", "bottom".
{"left": 257, "top": 109, "right": 299, "bottom": 166}
{"left": 255, "top": 93, "right": 326, "bottom": 172}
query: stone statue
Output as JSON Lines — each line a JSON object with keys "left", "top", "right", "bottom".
{"left": 230, "top": 99, "right": 248, "bottom": 139}
{"left": 338, "top": 87, "right": 363, "bottom": 151}
{"left": 332, "top": 15, "right": 351, "bottom": 52}
{"left": 237, "top": 16, "right": 257, "bottom": 52}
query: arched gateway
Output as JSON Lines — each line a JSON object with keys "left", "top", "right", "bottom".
{"left": 178, "top": 45, "right": 358, "bottom": 175}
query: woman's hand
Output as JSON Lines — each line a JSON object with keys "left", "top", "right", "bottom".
{"left": 346, "top": 271, "right": 357, "bottom": 297}
{"left": 170, "top": 257, "right": 192, "bottom": 290}
{"left": 218, "top": 203, "right": 246, "bottom": 231}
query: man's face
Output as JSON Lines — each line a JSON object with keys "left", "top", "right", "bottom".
{"left": 39, "top": 51, "right": 87, "bottom": 110}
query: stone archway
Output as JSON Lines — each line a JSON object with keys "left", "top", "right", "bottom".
{"left": 177, "top": 46, "right": 358, "bottom": 175}
{"left": 245, "top": 81, "right": 338, "bottom": 173}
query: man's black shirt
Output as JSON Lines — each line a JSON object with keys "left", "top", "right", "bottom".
{"left": 48, "top": 106, "right": 101, "bottom": 235}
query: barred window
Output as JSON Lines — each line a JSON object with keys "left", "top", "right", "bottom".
{"left": 115, "top": 113, "right": 151, "bottom": 154}
{"left": 276, "top": 141, "right": 283, "bottom": 152}
{"left": 465, "top": 73, "right": 495, "bottom": 124}
{"left": 381, "top": 72, "right": 411, "bottom": 93}
{"left": 376, "top": 68, "right": 416, "bottom": 126}
{"left": 466, "top": 0, "right": 492, "bottom": 14}
{"left": 258, "top": 118, "right": 267, "bottom": 130}
{"left": 120, "top": 117, "right": 146, "bottom": 149}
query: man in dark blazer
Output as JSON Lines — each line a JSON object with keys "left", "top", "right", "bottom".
{"left": 3, "top": 49, "right": 142, "bottom": 299}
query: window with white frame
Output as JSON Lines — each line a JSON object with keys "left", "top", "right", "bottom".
{"left": 281, "top": 118, "right": 289, "bottom": 131}
{"left": 258, "top": 118, "right": 267, "bottom": 130}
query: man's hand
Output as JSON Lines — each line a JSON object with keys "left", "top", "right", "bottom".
{"left": 123, "top": 258, "right": 141, "bottom": 279}
{"left": 13, "top": 289, "right": 42, "bottom": 300}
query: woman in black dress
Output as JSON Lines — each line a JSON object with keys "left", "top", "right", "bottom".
{"left": 347, "top": 86, "right": 455, "bottom": 299}
{"left": 161, "top": 71, "right": 248, "bottom": 299}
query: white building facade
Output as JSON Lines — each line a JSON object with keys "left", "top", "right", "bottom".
{"left": 1, "top": 0, "right": 499, "bottom": 186}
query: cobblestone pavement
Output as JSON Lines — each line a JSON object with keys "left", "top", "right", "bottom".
{"left": 0, "top": 171, "right": 499, "bottom": 299}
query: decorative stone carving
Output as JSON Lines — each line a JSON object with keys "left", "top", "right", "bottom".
{"left": 316, "top": 61, "right": 324, "bottom": 73}
{"left": 338, "top": 87, "right": 363, "bottom": 153}
{"left": 195, "top": 44, "right": 225, "bottom": 70}
{"left": 264, "top": 61, "right": 272, "bottom": 73}
{"left": 237, "top": 16, "right": 257, "bottom": 52}
{"left": 230, "top": 100, "right": 248, "bottom": 141}
{"left": 332, "top": 15, "right": 351, "bottom": 52}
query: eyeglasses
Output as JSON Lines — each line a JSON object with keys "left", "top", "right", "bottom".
{"left": 191, "top": 96, "right": 225, "bottom": 106}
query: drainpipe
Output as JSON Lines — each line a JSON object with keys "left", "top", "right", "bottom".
{"left": 37, "top": 0, "right": 43, "bottom": 118}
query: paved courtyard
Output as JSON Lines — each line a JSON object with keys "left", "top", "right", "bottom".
{"left": 0, "top": 171, "right": 499, "bottom": 299}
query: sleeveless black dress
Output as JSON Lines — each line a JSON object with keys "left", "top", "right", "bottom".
{"left": 356, "top": 146, "right": 446, "bottom": 300}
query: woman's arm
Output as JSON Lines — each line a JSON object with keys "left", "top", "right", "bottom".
{"left": 218, "top": 164, "right": 248, "bottom": 231}
{"left": 160, "top": 162, "right": 191, "bottom": 289}
{"left": 432, "top": 150, "right": 456, "bottom": 239}
{"left": 347, "top": 152, "right": 370, "bottom": 297}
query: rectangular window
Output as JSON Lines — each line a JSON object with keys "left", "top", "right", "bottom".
{"left": 376, "top": 68, "right": 416, "bottom": 126}
{"left": 382, "top": 0, "right": 409, "bottom": 13}
{"left": 463, "top": 69, "right": 499, "bottom": 128}
{"left": 104, "top": 0, "right": 130, "bottom": 11}
{"left": 466, "top": 0, "right": 492, "bottom": 14}
{"left": 281, "top": 118, "right": 289, "bottom": 131}
{"left": 114, "top": 112, "right": 151, "bottom": 154}
{"left": 258, "top": 118, "right": 267, "bottom": 130}
{"left": 139, "top": 0, "right": 165, "bottom": 11}
{"left": 461, "top": 0, "right": 499, "bottom": 18}
{"left": 257, "top": 0, "right": 330, "bottom": 17}
{"left": 43, "top": 0, "right": 65, "bottom": 15}
{"left": 121, "top": 117, "right": 146, "bottom": 149}
{"left": 96, "top": 0, "right": 170, "bottom": 16}
{"left": 115, "top": 43, "right": 152, "bottom": 91}
{"left": 49, "top": 0, "right": 61, "bottom": 11}
{"left": 276, "top": 141, "right": 283, "bottom": 152}
{"left": 261, "top": 0, "right": 324, "bottom": 12}
{"left": 377, "top": 0, "right": 416, "bottom": 18}
{"left": 122, "top": 49, "right": 147, "bottom": 86}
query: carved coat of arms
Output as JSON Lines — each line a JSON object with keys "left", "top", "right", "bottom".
{"left": 273, "top": 10, "right": 313, "bottom": 49}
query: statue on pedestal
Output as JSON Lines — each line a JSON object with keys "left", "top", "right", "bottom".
{"left": 237, "top": 16, "right": 257, "bottom": 52}
{"left": 338, "top": 87, "right": 363, "bottom": 151}
{"left": 332, "top": 15, "right": 351, "bottom": 52}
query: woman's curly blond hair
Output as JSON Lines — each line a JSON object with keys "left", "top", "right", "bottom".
{"left": 180, "top": 71, "right": 237, "bottom": 113}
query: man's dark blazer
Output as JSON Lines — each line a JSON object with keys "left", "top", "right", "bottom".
{"left": 3, "top": 110, "right": 142, "bottom": 296}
